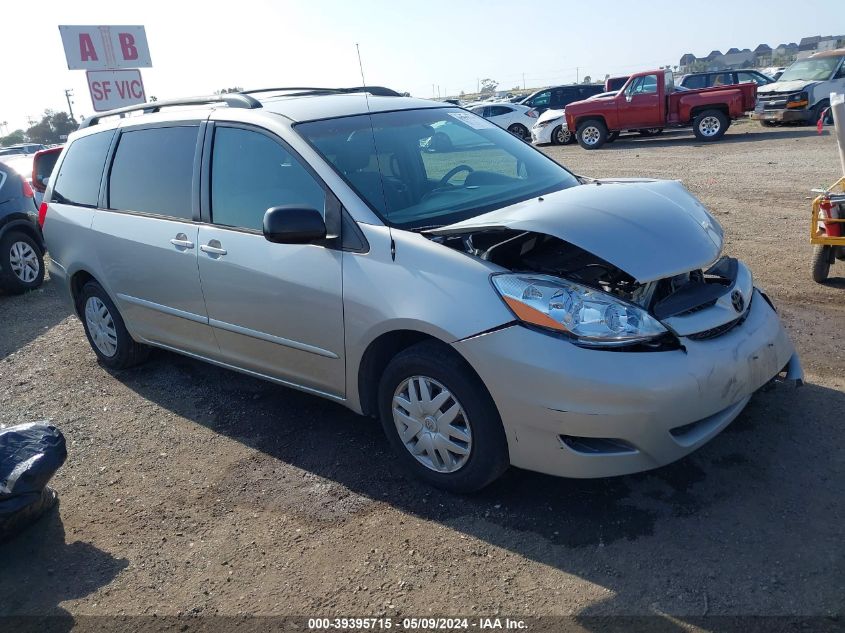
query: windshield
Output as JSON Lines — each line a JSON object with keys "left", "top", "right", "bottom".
{"left": 296, "top": 108, "right": 578, "bottom": 230}
{"left": 778, "top": 57, "right": 842, "bottom": 82}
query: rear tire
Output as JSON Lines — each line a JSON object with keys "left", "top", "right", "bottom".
{"left": 507, "top": 124, "right": 529, "bottom": 141}
{"left": 378, "top": 341, "right": 509, "bottom": 493}
{"left": 811, "top": 245, "right": 832, "bottom": 283}
{"left": 576, "top": 119, "right": 608, "bottom": 149}
{"left": 693, "top": 109, "right": 729, "bottom": 141}
{"left": 79, "top": 281, "right": 150, "bottom": 369}
{"left": 0, "top": 231, "right": 44, "bottom": 294}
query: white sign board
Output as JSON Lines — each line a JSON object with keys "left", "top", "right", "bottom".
{"left": 59, "top": 25, "right": 152, "bottom": 70}
{"left": 87, "top": 70, "right": 146, "bottom": 112}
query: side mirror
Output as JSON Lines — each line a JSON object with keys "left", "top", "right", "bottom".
{"left": 263, "top": 206, "right": 327, "bottom": 244}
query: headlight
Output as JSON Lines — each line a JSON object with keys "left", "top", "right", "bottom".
{"left": 537, "top": 117, "right": 562, "bottom": 128}
{"left": 786, "top": 92, "right": 809, "bottom": 108}
{"left": 492, "top": 274, "right": 668, "bottom": 347}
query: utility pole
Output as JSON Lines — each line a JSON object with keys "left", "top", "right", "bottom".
{"left": 522, "top": 73, "right": 526, "bottom": 89}
{"left": 576, "top": 67, "right": 579, "bottom": 83}
{"left": 64, "top": 89, "right": 75, "bottom": 121}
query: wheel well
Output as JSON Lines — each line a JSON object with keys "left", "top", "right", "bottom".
{"left": 574, "top": 116, "right": 606, "bottom": 130}
{"left": 357, "top": 330, "right": 447, "bottom": 417}
{"left": 0, "top": 222, "right": 44, "bottom": 253}
{"left": 69, "top": 270, "right": 97, "bottom": 316}
{"left": 691, "top": 104, "right": 728, "bottom": 119}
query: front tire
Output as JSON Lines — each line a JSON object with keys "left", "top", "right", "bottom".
{"left": 378, "top": 341, "right": 509, "bottom": 493}
{"left": 693, "top": 110, "right": 729, "bottom": 141}
{"left": 551, "top": 125, "right": 572, "bottom": 145}
{"left": 811, "top": 245, "right": 832, "bottom": 283}
{"left": 79, "top": 281, "right": 150, "bottom": 369}
{"left": 576, "top": 119, "right": 608, "bottom": 149}
{"left": 0, "top": 231, "right": 44, "bottom": 294}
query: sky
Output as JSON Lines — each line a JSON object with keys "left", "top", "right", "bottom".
{"left": 0, "top": 0, "right": 842, "bottom": 132}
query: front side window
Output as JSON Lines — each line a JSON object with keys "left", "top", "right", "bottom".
{"left": 627, "top": 75, "right": 658, "bottom": 96}
{"left": 210, "top": 127, "right": 325, "bottom": 231}
{"left": 528, "top": 91, "right": 550, "bottom": 108}
{"left": 52, "top": 131, "right": 113, "bottom": 207}
{"left": 109, "top": 126, "right": 197, "bottom": 219}
{"left": 296, "top": 108, "right": 579, "bottom": 230}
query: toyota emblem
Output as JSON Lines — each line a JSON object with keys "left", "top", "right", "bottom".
{"left": 731, "top": 290, "right": 745, "bottom": 313}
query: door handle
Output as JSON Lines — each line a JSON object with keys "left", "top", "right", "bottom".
{"left": 200, "top": 241, "right": 227, "bottom": 256}
{"left": 170, "top": 233, "right": 194, "bottom": 249}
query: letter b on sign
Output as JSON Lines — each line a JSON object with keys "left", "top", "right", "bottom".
{"left": 119, "top": 32, "right": 138, "bottom": 61}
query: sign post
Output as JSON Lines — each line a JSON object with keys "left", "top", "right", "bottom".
{"left": 59, "top": 25, "right": 152, "bottom": 114}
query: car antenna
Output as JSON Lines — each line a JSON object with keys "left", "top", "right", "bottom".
{"left": 356, "top": 42, "right": 395, "bottom": 261}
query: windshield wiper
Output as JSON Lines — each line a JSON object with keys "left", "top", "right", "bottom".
{"left": 408, "top": 224, "right": 446, "bottom": 233}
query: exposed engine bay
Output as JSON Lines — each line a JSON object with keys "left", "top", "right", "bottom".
{"left": 430, "top": 228, "right": 736, "bottom": 318}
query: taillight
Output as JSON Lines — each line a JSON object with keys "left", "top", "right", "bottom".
{"left": 526, "top": 109, "right": 538, "bottom": 118}
{"left": 22, "top": 180, "right": 34, "bottom": 198}
{"left": 38, "top": 202, "right": 48, "bottom": 227}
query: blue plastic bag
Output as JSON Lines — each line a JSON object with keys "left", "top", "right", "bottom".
{"left": 0, "top": 422, "right": 67, "bottom": 541}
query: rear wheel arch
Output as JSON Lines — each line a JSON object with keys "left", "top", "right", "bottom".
{"left": 69, "top": 270, "right": 99, "bottom": 316}
{"left": 690, "top": 103, "right": 729, "bottom": 120}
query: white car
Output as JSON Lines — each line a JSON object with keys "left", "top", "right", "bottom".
{"left": 531, "top": 108, "right": 571, "bottom": 145}
{"left": 531, "top": 90, "right": 620, "bottom": 145}
{"left": 468, "top": 103, "right": 538, "bottom": 140}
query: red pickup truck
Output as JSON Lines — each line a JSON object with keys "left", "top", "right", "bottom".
{"left": 565, "top": 69, "right": 757, "bottom": 149}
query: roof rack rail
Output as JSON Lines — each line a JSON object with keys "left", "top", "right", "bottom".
{"left": 79, "top": 93, "right": 262, "bottom": 129}
{"left": 241, "top": 86, "right": 402, "bottom": 98}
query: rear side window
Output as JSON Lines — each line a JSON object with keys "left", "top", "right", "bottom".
{"left": 109, "top": 126, "right": 197, "bottom": 219}
{"left": 52, "top": 132, "right": 113, "bottom": 207}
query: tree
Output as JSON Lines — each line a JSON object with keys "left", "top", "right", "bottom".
{"left": 215, "top": 87, "right": 244, "bottom": 94}
{"left": 582, "top": 75, "right": 592, "bottom": 84}
{"left": 479, "top": 78, "right": 498, "bottom": 94}
{"left": 24, "top": 110, "right": 78, "bottom": 144}
{"left": 0, "top": 129, "right": 25, "bottom": 146}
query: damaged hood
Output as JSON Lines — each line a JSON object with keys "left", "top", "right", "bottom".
{"left": 758, "top": 79, "right": 817, "bottom": 95}
{"left": 429, "top": 179, "right": 724, "bottom": 283}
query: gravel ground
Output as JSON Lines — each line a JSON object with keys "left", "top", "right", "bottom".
{"left": 1, "top": 121, "right": 843, "bottom": 628}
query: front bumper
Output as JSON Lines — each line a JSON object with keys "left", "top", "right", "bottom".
{"left": 751, "top": 107, "right": 814, "bottom": 123}
{"left": 453, "top": 288, "right": 801, "bottom": 479}
{"left": 531, "top": 122, "right": 562, "bottom": 145}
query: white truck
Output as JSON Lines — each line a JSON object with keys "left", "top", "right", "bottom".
{"left": 752, "top": 48, "right": 845, "bottom": 126}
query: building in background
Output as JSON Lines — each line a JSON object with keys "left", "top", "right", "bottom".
{"left": 679, "top": 35, "right": 843, "bottom": 73}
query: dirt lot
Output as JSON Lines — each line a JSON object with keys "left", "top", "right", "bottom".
{"left": 1, "top": 121, "right": 843, "bottom": 629}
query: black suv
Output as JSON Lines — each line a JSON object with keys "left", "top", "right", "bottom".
{"left": 0, "top": 162, "right": 44, "bottom": 293}
{"left": 677, "top": 70, "right": 773, "bottom": 90}
{"left": 518, "top": 84, "right": 604, "bottom": 114}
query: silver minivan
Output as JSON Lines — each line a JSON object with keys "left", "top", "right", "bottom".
{"left": 42, "top": 88, "right": 802, "bottom": 492}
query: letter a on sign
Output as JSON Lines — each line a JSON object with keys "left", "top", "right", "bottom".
{"left": 59, "top": 25, "right": 152, "bottom": 70}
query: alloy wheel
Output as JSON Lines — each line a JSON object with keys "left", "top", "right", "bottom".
{"left": 698, "top": 116, "right": 721, "bottom": 137}
{"left": 9, "top": 241, "right": 39, "bottom": 283}
{"left": 392, "top": 375, "right": 472, "bottom": 473}
{"left": 85, "top": 296, "right": 119, "bottom": 357}
{"left": 581, "top": 126, "right": 601, "bottom": 145}
{"left": 556, "top": 128, "right": 570, "bottom": 144}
